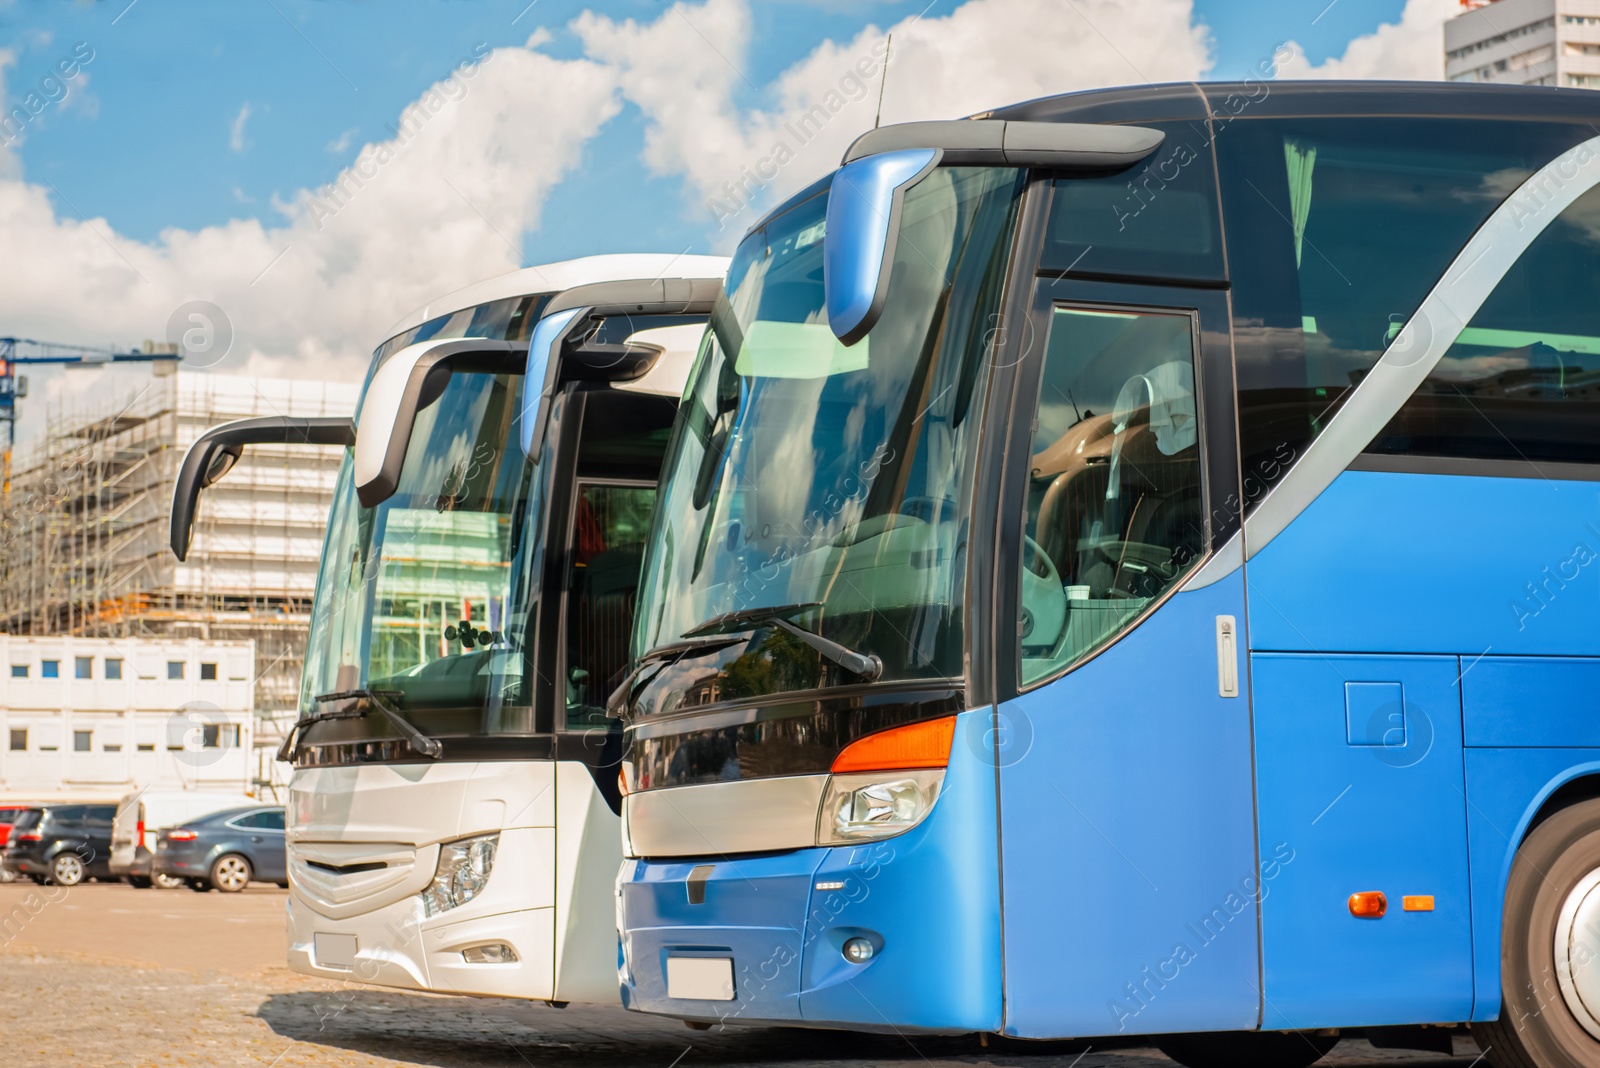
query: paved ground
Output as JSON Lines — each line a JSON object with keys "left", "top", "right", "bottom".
{"left": 0, "top": 881, "right": 1488, "bottom": 1068}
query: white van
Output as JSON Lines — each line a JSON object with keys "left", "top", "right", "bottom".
{"left": 111, "top": 790, "right": 259, "bottom": 887}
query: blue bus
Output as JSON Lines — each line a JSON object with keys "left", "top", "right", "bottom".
{"left": 610, "top": 81, "right": 1600, "bottom": 1068}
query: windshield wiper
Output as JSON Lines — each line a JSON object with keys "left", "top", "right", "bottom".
{"left": 684, "top": 602, "right": 882, "bottom": 682}
{"left": 276, "top": 688, "right": 443, "bottom": 762}
{"left": 604, "top": 635, "right": 750, "bottom": 719}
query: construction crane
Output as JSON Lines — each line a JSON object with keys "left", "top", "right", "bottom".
{"left": 0, "top": 336, "right": 183, "bottom": 497}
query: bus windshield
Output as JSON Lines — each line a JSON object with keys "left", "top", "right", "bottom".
{"left": 299, "top": 368, "right": 540, "bottom": 742}
{"left": 630, "top": 166, "right": 1023, "bottom": 714}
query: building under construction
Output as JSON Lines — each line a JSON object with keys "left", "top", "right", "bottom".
{"left": 0, "top": 369, "right": 358, "bottom": 792}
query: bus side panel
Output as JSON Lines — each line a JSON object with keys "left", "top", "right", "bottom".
{"left": 1247, "top": 470, "right": 1600, "bottom": 658}
{"left": 998, "top": 579, "right": 1260, "bottom": 1039}
{"left": 1460, "top": 749, "right": 1600, "bottom": 1021}
{"left": 1251, "top": 653, "right": 1473, "bottom": 1027}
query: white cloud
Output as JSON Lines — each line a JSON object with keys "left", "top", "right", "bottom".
{"left": 229, "top": 101, "right": 251, "bottom": 153}
{"left": 1281, "top": 0, "right": 1456, "bottom": 80}
{"left": 0, "top": 39, "right": 622, "bottom": 445}
{"left": 2, "top": 0, "right": 1467, "bottom": 447}
{"left": 325, "top": 126, "right": 357, "bottom": 154}
{"left": 572, "top": 0, "right": 1214, "bottom": 235}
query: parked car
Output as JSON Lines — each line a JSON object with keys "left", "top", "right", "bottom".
{"left": 0, "top": 807, "right": 32, "bottom": 883}
{"left": 0, "top": 804, "right": 117, "bottom": 886}
{"left": 153, "top": 806, "right": 286, "bottom": 892}
{"left": 110, "top": 790, "right": 258, "bottom": 889}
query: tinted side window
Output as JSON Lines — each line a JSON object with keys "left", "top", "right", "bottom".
{"left": 50, "top": 805, "right": 85, "bottom": 823}
{"left": 88, "top": 806, "right": 116, "bottom": 825}
{"left": 1218, "top": 118, "right": 1593, "bottom": 511}
{"left": 1043, "top": 121, "right": 1225, "bottom": 284}
{"left": 1369, "top": 185, "right": 1600, "bottom": 463}
{"left": 258, "top": 810, "right": 285, "bottom": 831}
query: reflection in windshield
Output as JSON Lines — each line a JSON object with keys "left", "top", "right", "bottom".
{"left": 631, "top": 167, "right": 1023, "bottom": 714}
{"left": 299, "top": 371, "right": 539, "bottom": 742}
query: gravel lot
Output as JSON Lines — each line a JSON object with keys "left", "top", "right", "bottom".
{"left": 0, "top": 881, "right": 1486, "bottom": 1068}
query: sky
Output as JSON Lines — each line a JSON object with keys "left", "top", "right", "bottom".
{"left": 0, "top": 0, "right": 1461, "bottom": 446}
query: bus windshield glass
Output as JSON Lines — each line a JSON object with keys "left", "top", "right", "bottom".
{"left": 299, "top": 368, "right": 539, "bottom": 741}
{"left": 630, "top": 166, "right": 1023, "bottom": 714}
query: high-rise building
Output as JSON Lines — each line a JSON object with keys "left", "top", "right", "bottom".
{"left": 1446, "top": 0, "right": 1600, "bottom": 89}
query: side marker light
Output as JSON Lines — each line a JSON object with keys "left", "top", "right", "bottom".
{"left": 1403, "top": 895, "right": 1435, "bottom": 912}
{"left": 1349, "top": 891, "right": 1387, "bottom": 918}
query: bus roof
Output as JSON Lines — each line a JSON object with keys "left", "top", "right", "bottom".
{"left": 383, "top": 253, "right": 731, "bottom": 340}
{"left": 985, "top": 79, "right": 1600, "bottom": 127}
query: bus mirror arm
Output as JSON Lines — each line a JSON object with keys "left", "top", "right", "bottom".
{"left": 827, "top": 120, "right": 1164, "bottom": 344}
{"left": 170, "top": 416, "right": 355, "bottom": 562}
{"left": 353, "top": 339, "right": 527, "bottom": 508}
{"left": 520, "top": 276, "right": 725, "bottom": 462}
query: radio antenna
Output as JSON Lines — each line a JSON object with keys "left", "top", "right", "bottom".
{"left": 874, "top": 34, "right": 892, "bottom": 129}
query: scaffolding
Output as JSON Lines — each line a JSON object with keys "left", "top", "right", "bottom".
{"left": 0, "top": 369, "right": 359, "bottom": 793}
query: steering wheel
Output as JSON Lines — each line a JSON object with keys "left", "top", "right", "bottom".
{"left": 1020, "top": 535, "right": 1066, "bottom": 650}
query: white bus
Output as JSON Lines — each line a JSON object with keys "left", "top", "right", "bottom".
{"left": 170, "top": 254, "right": 726, "bottom": 1003}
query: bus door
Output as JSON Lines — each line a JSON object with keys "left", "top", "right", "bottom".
{"left": 990, "top": 278, "right": 1261, "bottom": 1038}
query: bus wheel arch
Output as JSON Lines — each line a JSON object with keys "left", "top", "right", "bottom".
{"left": 1473, "top": 794, "right": 1600, "bottom": 1068}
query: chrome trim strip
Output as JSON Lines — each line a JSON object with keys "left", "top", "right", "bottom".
{"left": 623, "top": 775, "right": 829, "bottom": 858}
{"left": 1179, "top": 531, "right": 1243, "bottom": 592}
{"left": 1244, "top": 134, "right": 1600, "bottom": 559}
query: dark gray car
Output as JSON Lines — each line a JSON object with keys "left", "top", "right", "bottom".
{"left": 151, "top": 806, "right": 287, "bottom": 892}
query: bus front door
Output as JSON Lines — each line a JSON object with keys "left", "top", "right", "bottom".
{"left": 990, "top": 280, "right": 1260, "bottom": 1038}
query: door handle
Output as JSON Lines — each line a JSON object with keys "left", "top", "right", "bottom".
{"left": 1215, "top": 615, "right": 1240, "bottom": 698}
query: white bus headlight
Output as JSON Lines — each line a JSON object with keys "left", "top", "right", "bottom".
{"left": 818, "top": 770, "right": 943, "bottom": 846}
{"left": 421, "top": 833, "right": 498, "bottom": 916}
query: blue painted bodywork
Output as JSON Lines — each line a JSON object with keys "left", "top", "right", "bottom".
{"left": 1247, "top": 470, "right": 1600, "bottom": 658}
{"left": 1461, "top": 748, "right": 1600, "bottom": 1019}
{"left": 1463, "top": 657, "right": 1600, "bottom": 748}
{"left": 1249, "top": 469, "right": 1600, "bottom": 1026}
{"left": 997, "top": 577, "right": 1261, "bottom": 1039}
{"left": 1251, "top": 653, "right": 1473, "bottom": 1027}
{"left": 619, "top": 706, "right": 1003, "bottom": 1031}
{"left": 619, "top": 469, "right": 1600, "bottom": 1036}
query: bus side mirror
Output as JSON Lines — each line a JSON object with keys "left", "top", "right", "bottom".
{"left": 520, "top": 307, "right": 584, "bottom": 464}
{"left": 823, "top": 120, "right": 1165, "bottom": 346}
{"left": 352, "top": 338, "right": 526, "bottom": 508}
{"left": 170, "top": 416, "right": 355, "bottom": 561}
{"left": 823, "top": 148, "right": 941, "bottom": 348}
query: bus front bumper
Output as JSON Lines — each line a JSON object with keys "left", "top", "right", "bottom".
{"left": 618, "top": 766, "right": 1002, "bottom": 1031}
{"left": 287, "top": 891, "right": 556, "bottom": 998}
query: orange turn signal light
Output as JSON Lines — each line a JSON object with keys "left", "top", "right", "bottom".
{"left": 1349, "top": 891, "right": 1387, "bottom": 918}
{"left": 1403, "top": 895, "right": 1435, "bottom": 912}
{"left": 832, "top": 716, "right": 957, "bottom": 774}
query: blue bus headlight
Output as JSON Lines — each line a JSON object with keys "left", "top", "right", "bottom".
{"left": 818, "top": 770, "right": 944, "bottom": 846}
{"left": 421, "top": 833, "right": 499, "bottom": 916}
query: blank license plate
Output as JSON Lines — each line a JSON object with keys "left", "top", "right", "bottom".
{"left": 666, "top": 956, "right": 734, "bottom": 1000}
{"left": 314, "top": 933, "right": 358, "bottom": 970}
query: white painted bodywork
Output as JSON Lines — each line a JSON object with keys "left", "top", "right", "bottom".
{"left": 286, "top": 759, "right": 622, "bottom": 1003}
{"left": 288, "top": 253, "right": 731, "bottom": 1004}
{"left": 383, "top": 254, "right": 732, "bottom": 340}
